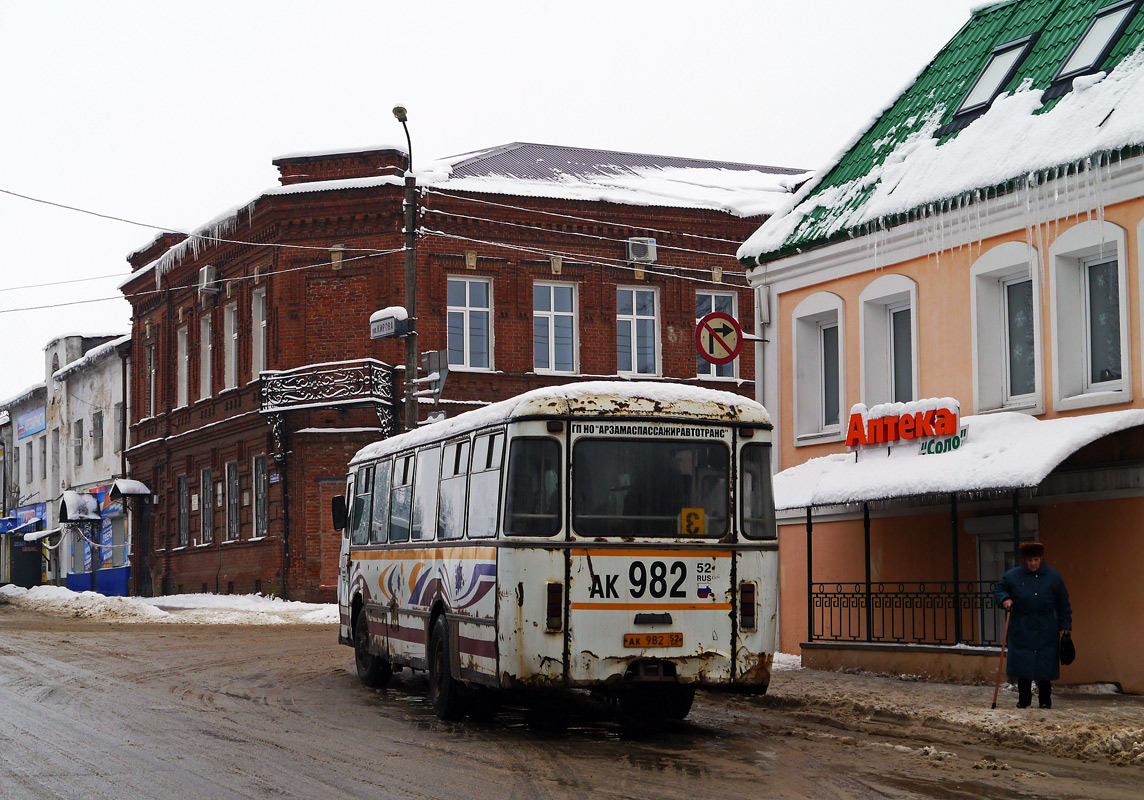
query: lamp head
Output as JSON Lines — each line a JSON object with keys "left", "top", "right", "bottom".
{"left": 392, "top": 104, "right": 408, "bottom": 123}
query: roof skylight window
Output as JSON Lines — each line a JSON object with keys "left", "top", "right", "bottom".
{"left": 1054, "top": 0, "right": 1139, "bottom": 84}
{"left": 955, "top": 35, "right": 1037, "bottom": 116}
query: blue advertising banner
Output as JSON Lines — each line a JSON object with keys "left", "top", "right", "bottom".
{"left": 101, "top": 518, "right": 113, "bottom": 567}
{"left": 16, "top": 407, "right": 47, "bottom": 439}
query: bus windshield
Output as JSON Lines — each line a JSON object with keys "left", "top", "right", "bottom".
{"left": 572, "top": 439, "right": 728, "bottom": 537}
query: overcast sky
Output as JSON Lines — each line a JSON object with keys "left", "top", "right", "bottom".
{"left": 0, "top": 0, "right": 980, "bottom": 402}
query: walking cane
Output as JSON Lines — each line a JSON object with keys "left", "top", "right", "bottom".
{"left": 991, "top": 609, "right": 1011, "bottom": 709}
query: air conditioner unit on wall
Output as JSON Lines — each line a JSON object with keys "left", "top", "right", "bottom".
{"left": 626, "top": 237, "right": 657, "bottom": 263}
{"left": 197, "top": 265, "right": 219, "bottom": 294}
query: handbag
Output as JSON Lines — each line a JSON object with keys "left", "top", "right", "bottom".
{"left": 1059, "top": 633, "right": 1076, "bottom": 666}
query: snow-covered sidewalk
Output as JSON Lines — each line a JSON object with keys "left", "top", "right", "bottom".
{"left": 0, "top": 584, "right": 337, "bottom": 625}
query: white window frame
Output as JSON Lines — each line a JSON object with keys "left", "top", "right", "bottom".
{"left": 147, "top": 344, "right": 156, "bottom": 417}
{"left": 176, "top": 326, "right": 189, "bottom": 408}
{"left": 253, "top": 454, "right": 268, "bottom": 539}
{"left": 1050, "top": 220, "right": 1130, "bottom": 410}
{"left": 223, "top": 302, "right": 238, "bottom": 390}
{"left": 859, "top": 274, "right": 918, "bottom": 406}
{"left": 73, "top": 419, "right": 83, "bottom": 467}
{"left": 970, "top": 242, "right": 1043, "bottom": 413}
{"left": 696, "top": 290, "right": 738, "bottom": 380}
{"left": 793, "top": 292, "right": 846, "bottom": 444}
{"left": 200, "top": 315, "right": 212, "bottom": 400}
{"left": 447, "top": 276, "right": 493, "bottom": 371}
{"left": 200, "top": 466, "right": 213, "bottom": 544}
{"left": 533, "top": 281, "right": 579, "bottom": 374}
{"left": 616, "top": 286, "right": 661, "bottom": 377}
{"left": 225, "top": 461, "right": 239, "bottom": 541}
{"left": 251, "top": 289, "right": 267, "bottom": 381}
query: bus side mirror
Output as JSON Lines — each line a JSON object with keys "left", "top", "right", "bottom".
{"left": 332, "top": 495, "right": 347, "bottom": 532}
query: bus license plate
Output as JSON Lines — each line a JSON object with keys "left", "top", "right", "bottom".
{"left": 623, "top": 632, "right": 682, "bottom": 648}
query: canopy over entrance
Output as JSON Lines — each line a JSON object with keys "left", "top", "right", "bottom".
{"left": 775, "top": 409, "right": 1144, "bottom": 510}
{"left": 59, "top": 491, "right": 101, "bottom": 522}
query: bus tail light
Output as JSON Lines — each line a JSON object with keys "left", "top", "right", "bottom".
{"left": 546, "top": 582, "right": 563, "bottom": 632}
{"left": 739, "top": 582, "right": 757, "bottom": 631}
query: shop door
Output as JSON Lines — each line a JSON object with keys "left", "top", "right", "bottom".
{"left": 978, "top": 536, "right": 1025, "bottom": 645}
{"left": 11, "top": 539, "right": 43, "bottom": 588}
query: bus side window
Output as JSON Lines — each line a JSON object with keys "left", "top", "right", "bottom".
{"left": 390, "top": 456, "right": 413, "bottom": 543}
{"left": 438, "top": 439, "right": 471, "bottom": 541}
{"left": 505, "top": 438, "right": 561, "bottom": 537}
{"left": 411, "top": 446, "right": 442, "bottom": 541}
{"left": 370, "top": 459, "right": 392, "bottom": 544}
{"left": 740, "top": 444, "right": 776, "bottom": 540}
{"left": 467, "top": 432, "right": 503, "bottom": 539}
{"left": 350, "top": 466, "right": 374, "bottom": 546}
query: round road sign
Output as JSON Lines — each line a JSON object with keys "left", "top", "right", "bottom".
{"left": 696, "top": 312, "right": 743, "bottom": 365}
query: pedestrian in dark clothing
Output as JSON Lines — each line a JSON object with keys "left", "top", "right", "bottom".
{"left": 994, "top": 541, "right": 1072, "bottom": 708}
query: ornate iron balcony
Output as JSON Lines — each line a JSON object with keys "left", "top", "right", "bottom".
{"left": 259, "top": 359, "right": 395, "bottom": 414}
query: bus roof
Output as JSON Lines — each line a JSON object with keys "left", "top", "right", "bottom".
{"left": 350, "top": 381, "right": 771, "bottom": 466}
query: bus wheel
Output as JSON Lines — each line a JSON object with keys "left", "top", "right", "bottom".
{"left": 355, "top": 612, "right": 391, "bottom": 688}
{"left": 663, "top": 686, "right": 695, "bottom": 720}
{"left": 428, "top": 616, "right": 465, "bottom": 720}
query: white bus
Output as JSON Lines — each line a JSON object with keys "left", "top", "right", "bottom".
{"left": 333, "top": 381, "right": 777, "bottom": 721}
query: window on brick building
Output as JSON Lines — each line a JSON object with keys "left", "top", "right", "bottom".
{"left": 200, "top": 315, "right": 212, "bottom": 399}
{"left": 200, "top": 466, "right": 214, "bottom": 544}
{"left": 253, "top": 454, "right": 268, "bottom": 538}
{"left": 146, "top": 344, "right": 156, "bottom": 417}
{"left": 223, "top": 303, "right": 238, "bottom": 390}
{"left": 251, "top": 289, "right": 267, "bottom": 380}
{"left": 177, "top": 474, "right": 189, "bottom": 547}
{"left": 696, "top": 291, "right": 736, "bottom": 379}
{"left": 225, "top": 461, "right": 239, "bottom": 541}
{"left": 533, "top": 282, "right": 577, "bottom": 374}
{"left": 447, "top": 277, "right": 492, "bottom": 369}
{"left": 176, "top": 326, "right": 189, "bottom": 407}
{"left": 617, "top": 287, "right": 660, "bottom": 376}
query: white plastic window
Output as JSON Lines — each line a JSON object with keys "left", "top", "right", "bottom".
{"left": 696, "top": 291, "right": 736, "bottom": 379}
{"left": 448, "top": 277, "right": 492, "bottom": 369}
{"left": 617, "top": 287, "right": 660, "bottom": 376}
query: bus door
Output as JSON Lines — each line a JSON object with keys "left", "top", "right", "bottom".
{"left": 565, "top": 427, "right": 736, "bottom": 684}
{"left": 498, "top": 428, "right": 566, "bottom": 687}
{"left": 337, "top": 476, "right": 353, "bottom": 642}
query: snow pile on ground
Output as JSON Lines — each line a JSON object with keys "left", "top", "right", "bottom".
{"left": 0, "top": 585, "right": 337, "bottom": 625}
{"left": 772, "top": 652, "right": 803, "bottom": 671}
{"left": 753, "top": 664, "right": 1144, "bottom": 767}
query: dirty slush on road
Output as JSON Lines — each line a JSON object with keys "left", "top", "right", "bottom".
{"left": 2, "top": 602, "right": 1143, "bottom": 800}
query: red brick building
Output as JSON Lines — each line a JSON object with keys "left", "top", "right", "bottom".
{"left": 120, "top": 143, "right": 800, "bottom": 601}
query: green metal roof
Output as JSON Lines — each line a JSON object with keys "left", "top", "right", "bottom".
{"left": 741, "top": 0, "right": 1144, "bottom": 266}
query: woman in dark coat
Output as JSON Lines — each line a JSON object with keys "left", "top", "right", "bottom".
{"left": 994, "top": 541, "right": 1072, "bottom": 708}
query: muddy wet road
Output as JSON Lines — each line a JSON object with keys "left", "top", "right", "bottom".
{"left": 0, "top": 609, "right": 1138, "bottom": 799}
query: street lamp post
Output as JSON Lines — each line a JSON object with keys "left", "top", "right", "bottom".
{"left": 393, "top": 104, "right": 418, "bottom": 431}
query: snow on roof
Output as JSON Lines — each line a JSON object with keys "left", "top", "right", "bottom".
{"left": 774, "top": 409, "right": 1144, "bottom": 510}
{"left": 351, "top": 381, "right": 771, "bottom": 465}
{"left": 271, "top": 143, "right": 407, "bottom": 161}
{"left": 736, "top": 20, "right": 1144, "bottom": 264}
{"left": 53, "top": 334, "right": 130, "bottom": 381}
{"left": 124, "top": 142, "right": 802, "bottom": 282}
{"left": 0, "top": 381, "right": 47, "bottom": 410}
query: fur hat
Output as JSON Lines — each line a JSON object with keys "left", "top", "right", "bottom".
{"left": 1019, "top": 541, "right": 1045, "bottom": 559}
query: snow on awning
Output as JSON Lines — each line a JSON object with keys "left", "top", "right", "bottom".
{"left": 59, "top": 491, "right": 101, "bottom": 521}
{"left": 7, "top": 517, "right": 43, "bottom": 534}
{"left": 109, "top": 478, "right": 151, "bottom": 499}
{"left": 774, "top": 409, "right": 1144, "bottom": 510}
{"left": 24, "top": 527, "right": 61, "bottom": 542}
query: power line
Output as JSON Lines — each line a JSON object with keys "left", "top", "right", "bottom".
{"left": 422, "top": 188, "right": 751, "bottom": 245}
{"left": 422, "top": 206, "right": 749, "bottom": 265}
{"left": 0, "top": 249, "right": 402, "bottom": 315}
{"left": 421, "top": 229, "right": 749, "bottom": 290}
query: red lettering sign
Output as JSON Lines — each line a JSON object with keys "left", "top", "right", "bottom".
{"left": 845, "top": 400, "right": 960, "bottom": 450}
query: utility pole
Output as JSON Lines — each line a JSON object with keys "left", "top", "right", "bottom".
{"left": 393, "top": 104, "right": 418, "bottom": 431}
